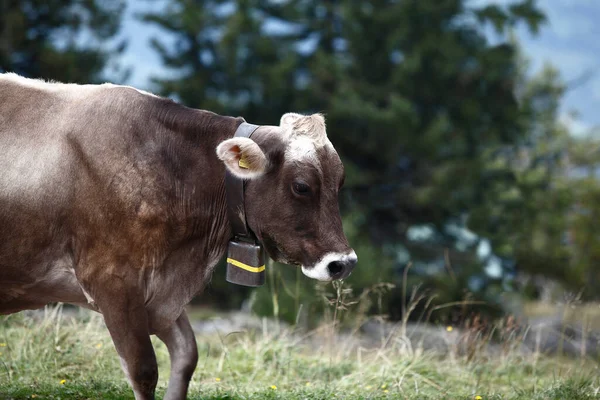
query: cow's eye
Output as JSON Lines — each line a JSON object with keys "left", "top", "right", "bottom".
{"left": 292, "top": 181, "right": 311, "bottom": 196}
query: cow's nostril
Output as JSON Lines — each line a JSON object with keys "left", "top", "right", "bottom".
{"left": 327, "top": 261, "right": 344, "bottom": 277}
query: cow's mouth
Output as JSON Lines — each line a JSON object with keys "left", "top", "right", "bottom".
{"left": 260, "top": 235, "right": 357, "bottom": 280}
{"left": 261, "top": 233, "right": 301, "bottom": 266}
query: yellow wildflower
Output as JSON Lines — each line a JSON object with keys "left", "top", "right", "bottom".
{"left": 475, "top": 396, "right": 482, "bottom": 400}
{"left": 0, "top": 343, "right": 6, "bottom": 347}
{"left": 60, "top": 379, "right": 66, "bottom": 385}
{"left": 381, "top": 384, "right": 387, "bottom": 389}
{"left": 446, "top": 326, "right": 453, "bottom": 332}
{"left": 215, "top": 378, "right": 221, "bottom": 382}
{"left": 384, "top": 390, "right": 389, "bottom": 393}
{"left": 270, "top": 385, "right": 277, "bottom": 390}
{"left": 305, "top": 382, "right": 311, "bottom": 386}
{"left": 95, "top": 343, "right": 102, "bottom": 349}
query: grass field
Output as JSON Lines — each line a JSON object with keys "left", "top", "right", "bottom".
{"left": 1, "top": 306, "right": 599, "bottom": 400}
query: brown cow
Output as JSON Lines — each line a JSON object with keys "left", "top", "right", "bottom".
{"left": 0, "top": 73, "right": 357, "bottom": 400}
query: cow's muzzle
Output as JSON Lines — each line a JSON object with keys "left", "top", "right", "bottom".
{"left": 301, "top": 251, "right": 358, "bottom": 281}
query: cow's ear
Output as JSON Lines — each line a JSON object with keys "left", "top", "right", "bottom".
{"left": 216, "top": 137, "right": 268, "bottom": 179}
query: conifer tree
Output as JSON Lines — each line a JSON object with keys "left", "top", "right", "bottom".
{"left": 0, "top": 0, "right": 126, "bottom": 83}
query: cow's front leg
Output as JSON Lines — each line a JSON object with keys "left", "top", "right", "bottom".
{"left": 95, "top": 287, "right": 158, "bottom": 400}
{"left": 156, "top": 310, "right": 199, "bottom": 400}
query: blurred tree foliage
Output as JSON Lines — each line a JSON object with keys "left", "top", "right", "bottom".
{"left": 566, "top": 136, "right": 600, "bottom": 297}
{"left": 0, "top": 0, "right": 126, "bottom": 82}
{"left": 142, "top": 0, "right": 598, "bottom": 322}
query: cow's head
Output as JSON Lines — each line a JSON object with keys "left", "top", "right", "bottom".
{"left": 216, "top": 113, "right": 357, "bottom": 280}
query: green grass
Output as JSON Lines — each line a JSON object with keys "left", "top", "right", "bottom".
{"left": 1, "top": 307, "right": 599, "bottom": 400}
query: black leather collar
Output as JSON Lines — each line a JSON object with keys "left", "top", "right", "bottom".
{"left": 225, "top": 122, "right": 260, "bottom": 242}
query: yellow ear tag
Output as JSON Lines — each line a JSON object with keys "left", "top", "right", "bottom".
{"left": 238, "top": 155, "right": 250, "bottom": 169}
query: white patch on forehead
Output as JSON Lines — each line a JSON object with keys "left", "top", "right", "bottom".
{"left": 286, "top": 136, "right": 319, "bottom": 162}
{"left": 284, "top": 136, "right": 336, "bottom": 168}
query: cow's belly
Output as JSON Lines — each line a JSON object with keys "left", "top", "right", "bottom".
{"left": 0, "top": 255, "right": 88, "bottom": 315}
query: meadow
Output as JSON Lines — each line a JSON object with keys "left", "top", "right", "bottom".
{"left": 1, "top": 301, "right": 599, "bottom": 400}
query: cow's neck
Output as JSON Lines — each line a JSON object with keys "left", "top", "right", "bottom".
{"left": 150, "top": 99, "right": 244, "bottom": 150}
{"left": 150, "top": 99, "right": 245, "bottom": 266}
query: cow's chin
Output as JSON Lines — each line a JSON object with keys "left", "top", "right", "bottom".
{"left": 260, "top": 234, "right": 302, "bottom": 267}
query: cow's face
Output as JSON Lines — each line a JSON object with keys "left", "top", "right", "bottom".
{"left": 216, "top": 113, "right": 357, "bottom": 280}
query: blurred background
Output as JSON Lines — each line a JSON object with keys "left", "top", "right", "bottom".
{"left": 2, "top": 0, "right": 599, "bottom": 329}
